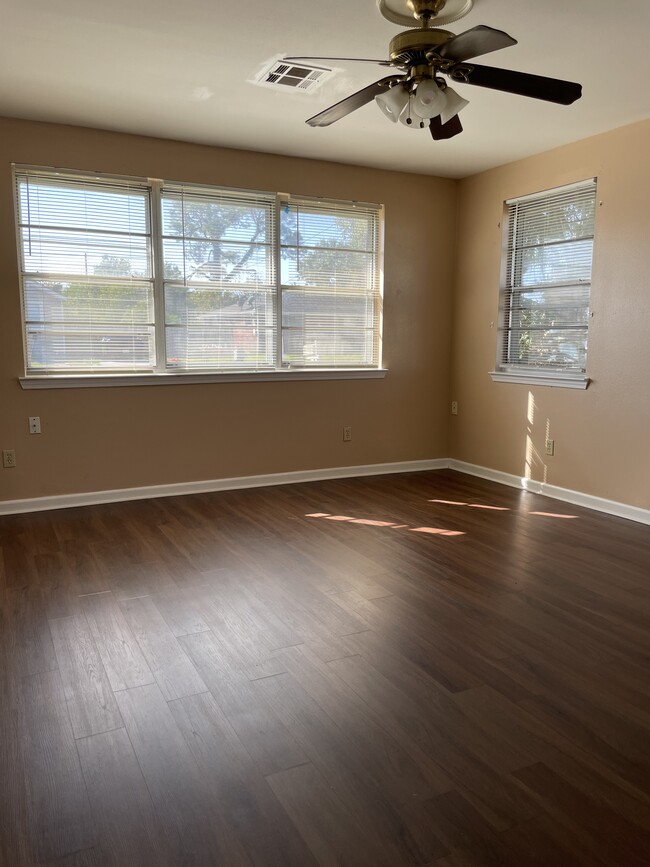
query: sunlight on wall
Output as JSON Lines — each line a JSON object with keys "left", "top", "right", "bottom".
{"left": 524, "top": 390, "right": 548, "bottom": 483}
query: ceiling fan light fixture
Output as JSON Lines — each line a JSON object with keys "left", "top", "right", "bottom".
{"left": 399, "top": 96, "right": 430, "bottom": 128}
{"left": 439, "top": 86, "right": 470, "bottom": 124}
{"left": 375, "top": 84, "right": 409, "bottom": 122}
{"left": 412, "top": 78, "right": 447, "bottom": 119}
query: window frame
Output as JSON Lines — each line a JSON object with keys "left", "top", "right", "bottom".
{"left": 13, "top": 165, "right": 386, "bottom": 388}
{"left": 279, "top": 194, "right": 383, "bottom": 370}
{"left": 490, "top": 178, "right": 597, "bottom": 390}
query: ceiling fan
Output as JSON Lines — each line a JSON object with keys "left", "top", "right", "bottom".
{"left": 284, "top": 0, "right": 582, "bottom": 141}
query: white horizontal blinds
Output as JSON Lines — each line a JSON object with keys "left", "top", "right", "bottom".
{"left": 15, "top": 168, "right": 385, "bottom": 377}
{"left": 501, "top": 180, "right": 596, "bottom": 372}
{"left": 16, "top": 170, "right": 154, "bottom": 372}
{"left": 160, "top": 183, "right": 277, "bottom": 370}
{"left": 280, "top": 198, "right": 381, "bottom": 367}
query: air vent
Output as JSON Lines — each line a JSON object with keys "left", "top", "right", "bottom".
{"left": 253, "top": 60, "right": 334, "bottom": 93}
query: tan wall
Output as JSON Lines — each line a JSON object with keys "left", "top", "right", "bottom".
{"left": 451, "top": 119, "right": 650, "bottom": 511}
{"left": 0, "top": 117, "right": 456, "bottom": 502}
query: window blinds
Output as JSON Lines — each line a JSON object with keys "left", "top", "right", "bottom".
{"left": 160, "top": 183, "right": 277, "bottom": 370}
{"left": 280, "top": 198, "right": 382, "bottom": 367}
{"left": 14, "top": 167, "right": 384, "bottom": 376}
{"left": 500, "top": 179, "right": 596, "bottom": 373}
{"left": 16, "top": 169, "right": 154, "bottom": 372}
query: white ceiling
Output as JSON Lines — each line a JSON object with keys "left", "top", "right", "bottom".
{"left": 3, "top": 0, "right": 650, "bottom": 178}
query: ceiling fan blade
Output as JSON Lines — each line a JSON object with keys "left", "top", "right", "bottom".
{"left": 284, "top": 56, "right": 393, "bottom": 68}
{"left": 430, "top": 114, "right": 463, "bottom": 141}
{"left": 447, "top": 62, "right": 582, "bottom": 105}
{"left": 306, "top": 76, "right": 403, "bottom": 127}
{"left": 437, "top": 25, "right": 517, "bottom": 62}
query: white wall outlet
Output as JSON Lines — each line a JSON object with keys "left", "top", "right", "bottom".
{"left": 343, "top": 426, "right": 352, "bottom": 442}
{"left": 545, "top": 439, "right": 555, "bottom": 456}
{"left": 451, "top": 401, "right": 458, "bottom": 415}
{"left": 29, "top": 416, "right": 41, "bottom": 434}
{"left": 2, "top": 449, "right": 16, "bottom": 468}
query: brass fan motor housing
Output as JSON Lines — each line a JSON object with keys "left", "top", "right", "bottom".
{"left": 389, "top": 27, "right": 453, "bottom": 64}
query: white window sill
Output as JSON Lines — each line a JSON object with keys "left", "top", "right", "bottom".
{"left": 489, "top": 371, "right": 590, "bottom": 390}
{"left": 19, "top": 368, "right": 388, "bottom": 389}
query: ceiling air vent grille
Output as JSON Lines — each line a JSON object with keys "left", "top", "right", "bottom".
{"left": 254, "top": 60, "right": 334, "bottom": 93}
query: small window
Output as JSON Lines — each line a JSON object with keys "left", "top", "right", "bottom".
{"left": 16, "top": 170, "right": 154, "bottom": 373}
{"left": 496, "top": 179, "right": 597, "bottom": 385}
{"left": 280, "top": 198, "right": 382, "bottom": 368}
{"left": 160, "top": 183, "right": 277, "bottom": 371}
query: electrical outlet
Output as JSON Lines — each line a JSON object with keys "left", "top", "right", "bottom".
{"left": 545, "top": 439, "right": 555, "bottom": 456}
{"left": 2, "top": 449, "right": 16, "bottom": 468}
{"left": 451, "top": 401, "right": 458, "bottom": 415}
{"left": 29, "top": 416, "right": 41, "bottom": 434}
{"left": 343, "top": 426, "right": 352, "bottom": 442}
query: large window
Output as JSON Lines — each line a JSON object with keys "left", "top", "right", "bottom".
{"left": 496, "top": 178, "right": 596, "bottom": 384}
{"left": 15, "top": 168, "right": 383, "bottom": 378}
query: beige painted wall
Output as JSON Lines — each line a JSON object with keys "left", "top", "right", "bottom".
{"left": 451, "top": 119, "right": 650, "bottom": 511}
{"left": 0, "top": 117, "right": 456, "bottom": 502}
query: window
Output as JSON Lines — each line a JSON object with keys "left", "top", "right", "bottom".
{"left": 494, "top": 178, "right": 596, "bottom": 387}
{"left": 16, "top": 171, "right": 154, "bottom": 372}
{"left": 280, "top": 197, "right": 381, "bottom": 367}
{"left": 160, "top": 183, "right": 277, "bottom": 371}
{"left": 14, "top": 167, "right": 383, "bottom": 381}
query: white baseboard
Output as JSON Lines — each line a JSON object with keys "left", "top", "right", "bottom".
{"left": 447, "top": 460, "right": 525, "bottom": 491}
{"left": 2, "top": 457, "right": 649, "bottom": 526}
{"left": 0, "top": 459, "right": 448, "bottom": 516}
{"left": 449, "top": 459, "right": 650, "bottom": 526}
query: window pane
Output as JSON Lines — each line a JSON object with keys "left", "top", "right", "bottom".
{"left": 24, "top": 280, "right": 155, "bottom": 370}
{"left": 18, "top": 178, "right": 149, "bottom": 234}
{"left": 281, "top": 248, "right": 376, "bottom": 291}
{"left": 162, "top": 239, "right": 273, "bottom": 286}
{"left": 281, "top": 289, "right": 377, "bottom": 366}
{"left": 282, "top": 328, "right": 374, "bottom": 366}
{"left": 162, "top": 195, "right": 272, "bottom": 244}
{"left": 511, "top": 284, "right": 591, "bottom": 310}
{"left": 515, "top": 194, "right": 595, "bottom": 247}
{"left": 510, "top": 285, "right": 591, "bottom": 328}
{"left": 505, "top": 327, "right": 587, "bottom": 371}
{"left": 281, "top": 207, "right": 376, "bottom": 251}
{"left": 26, "top": 324, "right": 154, "bottom": 370}
{"left": 513, "top": 239, "right": 593, "bottom": 288}
{"left": 165, "top": 285, "right": 275, "bottom": 369}
{"left": 21, "top": 227, "right": 151, "bottom": 278}
{"left": 24, "top": 280, "right": 154, "bottom": 326}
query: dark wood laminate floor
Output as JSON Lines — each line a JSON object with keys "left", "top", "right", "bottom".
{"left": 1, "top": 469, "right": 649, "bottom": 866}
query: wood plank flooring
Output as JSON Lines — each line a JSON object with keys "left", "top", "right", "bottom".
{"left": 1, "top": 469, "right": 649, "bottom": 865}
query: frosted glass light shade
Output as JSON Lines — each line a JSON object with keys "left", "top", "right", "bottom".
{"left": 399, "top": 97, "right": 430, "bottom": 128}
{"left": 412, "top": 79, "right": 447, "bottom": 119}
{"left": 375, "top": 85, "right": 409, "bottom": 122}
{"left": 440, "top": 87, "right": 469, "bottom": 124}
